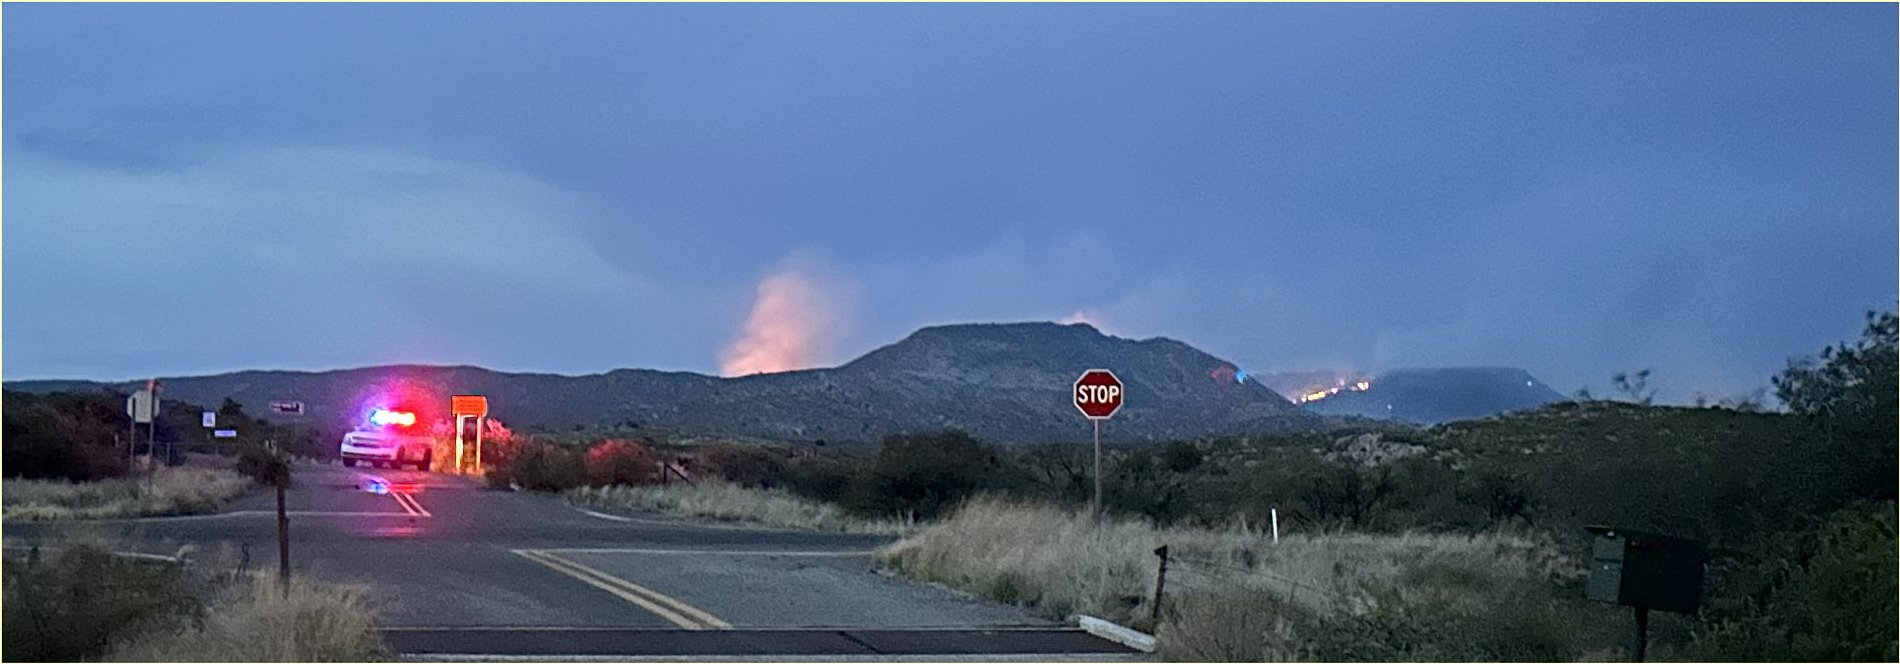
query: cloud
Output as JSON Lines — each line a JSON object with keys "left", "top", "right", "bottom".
{"left": 1, "top": 143, "right": 692, "bottom": 378}
{"left": 720, "top": 257, "right": 859, "bottom": 376}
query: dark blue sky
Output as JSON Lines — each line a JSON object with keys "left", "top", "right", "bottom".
{"left": 5, "top": 4, "right": 1894, "bottom": 401}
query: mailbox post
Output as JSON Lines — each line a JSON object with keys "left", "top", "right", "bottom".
{"left": 1585, "top": 526, "right": 1706, "bottom": 662}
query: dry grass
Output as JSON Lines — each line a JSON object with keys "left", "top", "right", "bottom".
{"left": 106, "top": 573, "right": 387, "bottom": 662}
{"left": 878, "top": 496, "right": 1604, "bottom": 661}
{"left": 2, "top": 468, "right": 253, "bottom": 521}
{"left": 6, "top": 540, "right": 386, "bottom": 662}
{"left": 566, "top": 482, "right": 915, "bottom": 535}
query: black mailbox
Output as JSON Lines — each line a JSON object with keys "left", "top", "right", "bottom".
{"left": 1584, "top": 526, "right": 1706, "bottom": 615}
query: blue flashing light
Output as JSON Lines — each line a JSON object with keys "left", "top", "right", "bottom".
{"left": 369, "top": 409, "right": 416, "bottom": 427}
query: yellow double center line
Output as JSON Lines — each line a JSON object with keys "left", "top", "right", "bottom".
{"left": 390, "top": 492, "right": 431, "bottom": 517}
{"left": 512, "top": 549, "right": 732, "bottom": 630}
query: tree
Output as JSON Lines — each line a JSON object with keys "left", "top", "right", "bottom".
{"left": 1691, "top": 501, "right": 1898, "bottom": 662}
{"left": 1773, "top": 310, "right": 1898, "bottom": 501}
{"left": 1774, "top": 311, "right": 1897, "bottom": 441}
{"left": 1161, "top": 441, "right": 1205, "bottom": 474}
{"left": 1013, "top": 444, "right": 1091, "bottom": 504}
{"left": 1457, "top": 468, "right": 1536, "bottom": 525}
{"left": 1611, "top": 368, "right": 1657, "bottom": 405}
{"left": 1302, "top": 463, "right": 1399, "bottom": 529}
{"left": 1717, "top": 389, "right": 1768, "bottom": 413}
{"left": 851, "top": 431, "right": 998, "bottom": 519}
{"left": 697, "top": 443, "right": 787, "bottom": 488}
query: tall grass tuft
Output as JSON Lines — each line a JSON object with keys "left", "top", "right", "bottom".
{"left": 106, "top": 574, "right": 387, "bottom": 662}
{"left": 3, "top": 467, "right": 252, "bottom": 521}
{"left": 879, "top": 495, "right": 1619, "bottom": 662}
{"left": 5, "top": 541, "right": 386, "bottom": 662}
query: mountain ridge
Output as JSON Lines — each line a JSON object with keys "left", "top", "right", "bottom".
{"left": 5, "top": 322, "right": 1318, "bottom": 445}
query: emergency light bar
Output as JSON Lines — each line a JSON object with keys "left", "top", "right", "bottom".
{"left": 369, "top": 409, "right": 416, "bottom": 427}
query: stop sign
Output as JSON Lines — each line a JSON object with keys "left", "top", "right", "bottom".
{"left": 1073, "top": 369, "right": 1124, "bottom": 420}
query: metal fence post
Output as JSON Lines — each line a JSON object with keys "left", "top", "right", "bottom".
{"left": 276, "top": 480, "right": 290, "bottom": 595}
{"left": 1634, "top": 606, "right": 1649, "bottom": 662}
{"left": 1151, "top": 544, "right": 1169, "bottom": 626}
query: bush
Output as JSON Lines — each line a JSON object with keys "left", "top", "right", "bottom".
{"left": 3, "top": 390, "right": 131, "bottom": 481}
{"left": 848, "top": 431, "right": 999, "bottom": 519}
{"left": 234, "top": 445, "right": 291, "bottom": 488}
{"left": 3, "top": 544, "right": 206, "bottom": 661}
{"left": 585, "top": 439, "right": 657, "bottom": 486}
{"left": 1689, "top": 501, "right": 1898, "bottom": 661}
{"left": 487, "top": 440, "right": 587, "bottom": 491}
{"left": 1292, "top": 571, "right": 1622, "bottom": 662}
{"left": 784, "top": 457, "right": 862, "bottom": 504}
{"left": 695, "top": 443, "right": 788, "bottom": 488}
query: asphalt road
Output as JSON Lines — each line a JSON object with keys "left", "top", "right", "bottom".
{"left": 5, "top": 463, "right": 1136, "bottom": 659}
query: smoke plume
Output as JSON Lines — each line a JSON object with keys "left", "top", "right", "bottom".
{"left": 720, "top": 265, "right": 850, "bottom": 376}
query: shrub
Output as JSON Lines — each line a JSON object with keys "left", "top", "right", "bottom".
{"left": 1689, "top": 501, "right": 1899, "bottom": 662}
{"left": 234, "top": 445, "right": 291, "bottom": 488}
{"left": 783, "top": 457, "right": 862, "bottom": 504}
{"left": 695, "top": 443, "right": 788, "bottom": 488}
{"left": 3, "top": 544, "right": 206, "bottom": 661}
{"left": 488, "top": 440, "right": 587, "bottom": 491}
{"left": 2, "top": 390, "right": 130, "bottom": 481}
{"left": 848, "top": 431, "right": 999, "bottom": 519}
{"left": 585, "top": 439, "right": 657, "bottom": 486}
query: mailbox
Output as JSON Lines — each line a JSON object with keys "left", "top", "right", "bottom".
{"left": 1584, "top": 526, "right": 1706, "bottom": 615}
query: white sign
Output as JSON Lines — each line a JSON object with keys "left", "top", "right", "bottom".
{"left": 214, "top": 429, "right": 237, "bottom": 438}
{"left": 126, "top": 391, "right": 155, "bottom": 424}
{"left": 269, "top": 400, "right": 305, "bottom": 415}
{"left": 202, "top": 411, "right": 217, "bottom": 428}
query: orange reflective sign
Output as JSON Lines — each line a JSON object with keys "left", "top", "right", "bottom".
{"left": 451, "top": 395, "right": 488, "bottom": 417}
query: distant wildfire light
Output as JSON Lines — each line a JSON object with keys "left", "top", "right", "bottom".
{"left": 1297, "top": 377, "right": 1373, "bottom": 403}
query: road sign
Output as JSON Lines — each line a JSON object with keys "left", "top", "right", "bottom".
{"left": 126, "top": 390, "right": 156, "bottom": 424}
{"left": 214, "top": 429, "right": 237, "bottom": 438}
{"left": 1073, "top": 369, "right": 1124, "bottom": 420}
{"left": 202, "top": 411, "right": 216, "bottom": 428}
{"left": 452, "top": 395, "right": 488, "bottom": 418}
{"left": 269, "top": 400, "right": 305, "bottom": 415}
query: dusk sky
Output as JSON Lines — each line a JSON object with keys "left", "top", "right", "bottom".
{"left": 5, "top": 3, "right": 1894, "bottom": 402}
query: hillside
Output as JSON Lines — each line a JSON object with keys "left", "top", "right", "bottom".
{"left": 5, "top": 322, "right": 1317, "bottom": 445}
{"left": 1277, "top": 366, "right": 1565, "bottom": 424}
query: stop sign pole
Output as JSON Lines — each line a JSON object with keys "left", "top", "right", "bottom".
{"left": 1073, "top": 369, "right": 1124, "bottom": 520}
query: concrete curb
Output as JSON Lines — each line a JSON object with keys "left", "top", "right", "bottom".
{"left": 1076, "top": 616, "right": 1156, "bottom": 654}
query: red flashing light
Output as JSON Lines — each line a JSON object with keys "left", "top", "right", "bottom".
{"left": 370, "top": 409, "right": 417, "bottom": 427}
